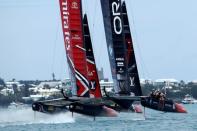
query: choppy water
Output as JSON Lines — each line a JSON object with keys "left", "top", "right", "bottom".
{"left": 0, "top": 104, "right": 196, "bottom": 131}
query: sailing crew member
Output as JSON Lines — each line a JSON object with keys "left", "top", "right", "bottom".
{"left": 158, "top": 93, "right": 165, "bottom": 110}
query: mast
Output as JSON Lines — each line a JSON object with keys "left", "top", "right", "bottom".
{"left": 59, "top": 0, "right": 89, "bottom": 97}
{"left": 83, "top": 14, "right": 102, "bottom": 98}
{"left": 122, "top": 1, "right": 142, "bottom": 96}
{"left": 101, "top": 0, "right": 129, "bottom": 95}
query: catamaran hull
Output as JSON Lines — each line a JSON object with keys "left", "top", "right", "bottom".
{"left": 32, "top": 98, "right": 118, "bottom": 117}
{"left": 103, "top": 96, "right": 142, "bottom": 113}
{"left": 141, "top": 97, "right": 187, "bottom": 113}
{"left": 69, "top": 102, "right": 118, "bottom": 117}
{"left": 32, "top": 102, "right": 68, "bottom": 114}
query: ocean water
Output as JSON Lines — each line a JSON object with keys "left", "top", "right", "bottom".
{"left": 0, "top": 104, "right": 196, "bottom": 131}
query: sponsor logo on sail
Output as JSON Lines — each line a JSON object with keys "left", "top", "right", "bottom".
{"left": 130, "top": 77, "right": 135, "bottom": 86}
{"left": 72, "top": 34, "right": 81, "bottom": 40}
{"left": 118, "top": 68, "right": 124, "bottom": 73}
{"left": 116, "top": 58, "right": 124, "bottom": 61}
{"left": 71, "top": 1, "right": 78, "bottom": 9}
{"left": 117, "top": 62, "right": 124, "bottom": 67}
{"left": 62, "top": 1, "right": 71, "bottom": 51}
{"left": 111, "top": 0, "right": 122, "bottom": 35}
{"left": 90, "top": 81, "right": 96, "bottom": 90}
{"left": 88, "top": 71, "right": 94, "bottom": 76}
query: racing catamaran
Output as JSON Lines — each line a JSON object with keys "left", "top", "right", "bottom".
{"left": 32, "top": 0, "right": 117, "bottom": 117}
{"left": 101, "top": 0, "right": 186, "bottom": 113}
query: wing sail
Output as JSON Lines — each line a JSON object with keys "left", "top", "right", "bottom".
{"left": 122, "top": 1, "right": 142, "bottom": 96}
{"left": 101, "top": 0, "right": 142, "bottom": 96}
{"left": 101, "top": 0, "right": 129, "bottom": 95}
{"left": 59, "top": 0, "right": 89, "bottom": 97}
{"left": 83, "top": 14, "right": 102, "bottom": 98}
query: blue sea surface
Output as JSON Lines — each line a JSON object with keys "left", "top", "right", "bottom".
{"left": 0, "top": 104, "right": 196, "bottom": 131}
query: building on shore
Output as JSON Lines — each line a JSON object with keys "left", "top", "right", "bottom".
{"left": 99, "top": 80, "right": 114, "bottom": 95}
{"left": 154, "top": 79, "right": 179, "bottom": 88}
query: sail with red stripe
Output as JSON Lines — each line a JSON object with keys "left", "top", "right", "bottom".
{"left": 59, "top": 0, "right": 89, "bottom": 97}
{"left": 59, "top": 0, "right": 102, "bottom": 98}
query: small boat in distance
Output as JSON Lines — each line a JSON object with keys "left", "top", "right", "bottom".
{"left": 182, "top": 94, "right": 197, "bottom": 104}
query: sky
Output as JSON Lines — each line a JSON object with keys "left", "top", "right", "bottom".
{"left": 0, "top": 0, "right": 197, "bottom": 81}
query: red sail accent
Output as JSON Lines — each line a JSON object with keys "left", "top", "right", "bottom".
{"left": 87, "top": 62, "right": 102, "bottom": 98}
{"left": 59, "top": 0, "right": 89, "bottom": 97}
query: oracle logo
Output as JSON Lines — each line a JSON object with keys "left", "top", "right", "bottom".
{"left": 62, "top": 1, "right": 71, "bottom": 50}
{"left": 111, "top": 0, "right": 122, "bottom": 35}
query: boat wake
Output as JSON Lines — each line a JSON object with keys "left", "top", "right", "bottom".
{"left": 117, "top": 112, "right": 145, "bottom": 121}
{"left": 0, "top": 107, "right": 75, "bottom": 127}
{"left": 0, "top": 107, "right": 145, "bottom": 127}
{"left": 72, "top": 112, "right": 145, "bottom": 122}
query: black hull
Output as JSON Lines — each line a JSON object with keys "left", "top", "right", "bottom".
{"left": 32, "top": 97, "right": 117, "bottom": 116}
{"left": 69, "top": 102, "right": 117, "bottom": 117}
{"left": 141, "top": 97, "right": 177, "bottom": 112}
{"left": 32, "top": 97, "right": 139, "bottom": 116}
{"left": 32, "top": 102, "right": 68, "bottom": 114}
{"left": 69, "top": 102, "right": 103, "bottom": 116}
{"left": 106, "top": 97, "right": 134, "bottom": 110}
{"left": 103, "top": 96, "right": 142, "bottom": 113}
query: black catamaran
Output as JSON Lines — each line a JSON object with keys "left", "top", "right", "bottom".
{"left": 100, "top": 0, "right": 143, "bottom": 111}
{"left": 101, "top": 0, "right": 186, "bottom": 113}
